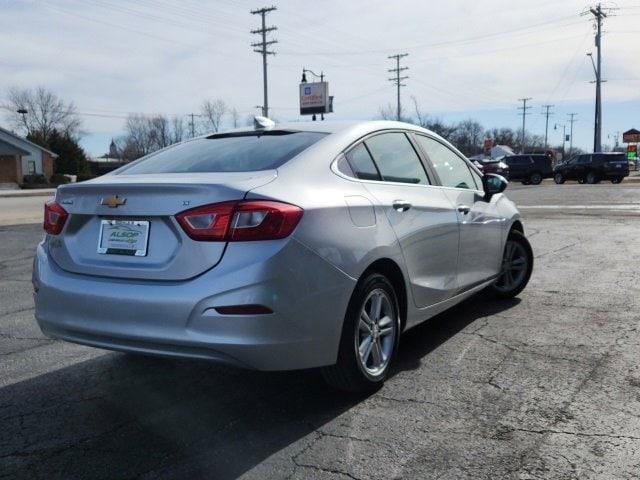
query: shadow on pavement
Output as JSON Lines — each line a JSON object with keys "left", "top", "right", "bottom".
{"left": 0, "top": 296, "right": 520, "bottom": 479}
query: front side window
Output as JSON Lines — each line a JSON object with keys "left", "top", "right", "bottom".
{"left": 415, "top": 135, "right": 478, "bottom": 190}
{"left": 117, "top": 131, "right": 328, "bottom": 174}
{"left": 364, "top": 132, "right": 430, "bottom": 185}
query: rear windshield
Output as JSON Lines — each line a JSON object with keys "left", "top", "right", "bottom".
{"left": 117, "top": 131, "right": 328, "bottom": 174}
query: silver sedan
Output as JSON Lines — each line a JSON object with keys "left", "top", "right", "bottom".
{"left": 33, "top": 120, "right": 533, "bottom": 391}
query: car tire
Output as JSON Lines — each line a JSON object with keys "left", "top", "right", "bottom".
{"left": 485, "top": 230, "right": 533, "bottom": 300}
{"left": 611, "top": 177, "right": 623, "bottom": 184}
{"left": 529, "top": 172, "right": 543, "bottom": 185}
{"left": 554, "top": 173, "right": 565, "bottom": 184}
{"left": 586, "top": 171, "right": 598, "bottom": 184}
{"left": 321, "top": 273, "right": 401, "bottom": 392}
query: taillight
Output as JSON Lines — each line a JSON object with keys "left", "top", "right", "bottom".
{"left": 175, "top": 200, "right": 303, "bottom": 241}
{"left": 43, "top": 200, "right": 68, "bottom": 235}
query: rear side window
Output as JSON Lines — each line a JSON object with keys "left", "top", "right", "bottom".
{"left": 415, "top": 135, "right": 479, "bottom": 190}
{"left": 364, "top": 132, "right": 429, "bottom": 185}
{"left": 117, "top": 131, "right": 328, "bottom": 174}
{"left": 345, "top": 143, "right": 380, "bottom": 181}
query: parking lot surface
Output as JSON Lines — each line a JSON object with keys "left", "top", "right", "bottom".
{"left": 1, "top": 184, "right": 639, "bottom": 479}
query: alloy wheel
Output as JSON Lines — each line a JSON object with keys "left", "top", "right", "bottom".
{"left": 355, "top": 288, "right": 397, "bottom": 377}
{"left": 494, "top": 240, "right": 528, "bottom": 293}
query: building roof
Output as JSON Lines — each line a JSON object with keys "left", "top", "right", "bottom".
{"left": 0, "top": 126, "right": 58, "bottom": 158}
{"left": 0, "top": 139, "right": 30, "bottom": 156}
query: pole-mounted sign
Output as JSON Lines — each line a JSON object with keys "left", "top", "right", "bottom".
{"left": 299, "top": 68, "right": 333, "bottom": 117}
{"left": 299, "top": 81, "right": 331, "bottom": 115}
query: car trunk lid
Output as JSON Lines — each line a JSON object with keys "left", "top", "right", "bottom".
{"left": 49, "top": 171, "right": 277, "bottom": 281}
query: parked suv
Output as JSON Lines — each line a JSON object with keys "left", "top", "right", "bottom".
{"left": 503, "top": 154, "right": 553, "bottom": 185}
{"left": 554, "top": 153, "right": 629, "bottom": 184}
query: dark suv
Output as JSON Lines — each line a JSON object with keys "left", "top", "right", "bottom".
{"left": 553, "top": 153, "right": 629, "bottom": 184}
{"left": 503, "top": 154, "right": 553, "bottom": 185}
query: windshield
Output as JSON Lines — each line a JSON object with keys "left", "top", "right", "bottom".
{"left": 117, "top": 131, "right": 328, "bottom": 174}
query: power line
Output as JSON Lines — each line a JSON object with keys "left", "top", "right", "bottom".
{"left": 388, "top": 54, "right": 409, "bottom": 121}
{"left": 518, "top": 98, "right": 532, "bottom": 153}
{"left": 251, "top": 6, "right": 277, "bottom": 118}
{"left": 542, "top": 105, "right": 555, "bottom": 148}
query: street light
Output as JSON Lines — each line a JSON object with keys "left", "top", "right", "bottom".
{"left": 554, "top": 123, "right": 567, "bottom": 159}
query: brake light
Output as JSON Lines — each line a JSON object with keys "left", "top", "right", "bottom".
{"left": 176, "top": 200, "right": 303, "bottom": 241}
{"left": 43, "top": 200, "right": 68, "bottom": 235}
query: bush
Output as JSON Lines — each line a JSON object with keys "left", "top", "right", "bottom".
{"left": 76, "top": 174, "right": 96, "bottom": 182}
{"left": 50, "top": 173, "right": 70, "bottom": 185}
{"left": 22, "top": 174, "right": 48, "bottom": 185}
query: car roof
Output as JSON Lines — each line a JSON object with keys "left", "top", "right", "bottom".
{"left": 206, "top": 119, "right": 439, "bottom": 137}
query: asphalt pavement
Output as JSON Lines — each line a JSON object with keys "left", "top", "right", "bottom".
{"left": 1, "top": 183, "right": 640, "bottom": 479}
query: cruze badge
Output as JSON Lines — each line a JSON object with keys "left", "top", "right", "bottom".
{"left": 100, "top": 195, "right": 126, "bottom": 208}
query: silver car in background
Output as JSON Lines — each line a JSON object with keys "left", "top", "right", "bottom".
{"left": 33, "top": 120, "right": 533, "bottom": 391}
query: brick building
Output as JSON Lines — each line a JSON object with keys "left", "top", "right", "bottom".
{"left": 0, "top": 126, "right": 57, "bottom": 186}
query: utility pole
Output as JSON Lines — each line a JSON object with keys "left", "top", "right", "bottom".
{"left": 187, "top": 113, "right": 197, "bottom": 138}
{"left": 518, "top": 98, "right": 532, "bottom": 153}
{"left": 542, "top": 104, "right": 554, "bottom": 148}
{"left": 586, "top": 3, "right": 607, "bottom": 153}
{"left": 567, "top": 113, "right": 578, "bottom": 157}
{"left": 251, "top": 6, "right": 277, "bottom": 118}
{"left": 388, "top": 53, "right": 409, "bottom": 121}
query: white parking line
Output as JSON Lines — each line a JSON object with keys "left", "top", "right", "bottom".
{"left": 519, "top": 204, "right": 640, "bottom": 210}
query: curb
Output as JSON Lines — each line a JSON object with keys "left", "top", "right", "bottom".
{"left": 0, "top": 189, "right": 56, "bottom": 199}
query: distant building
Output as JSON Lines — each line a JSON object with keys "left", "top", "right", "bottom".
{"left": 88, "top": 139, "right": 126, "bottom": 176}
{"left": 0, "top": 126, "right": 57, "bottom": 185}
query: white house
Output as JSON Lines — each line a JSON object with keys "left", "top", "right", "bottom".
{"left": 0, "top": 126, "right": 57, "bottom": 184}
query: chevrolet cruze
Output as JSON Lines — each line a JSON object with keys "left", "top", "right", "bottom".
{"left": 33, "top": 119, "right": 533, "bottom": 391}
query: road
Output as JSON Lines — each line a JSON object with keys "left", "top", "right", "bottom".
{"left": 0, "top": 196, "right": 52, "bottom": 226}
{"left": 1, "top": 184, "right": 640, "bottom": 479}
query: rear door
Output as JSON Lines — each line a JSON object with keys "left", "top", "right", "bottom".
{"left": 414, "top": 134, "right": 503, "bottom": 290}
{"left": 346, "top": 132, "right": 460, "bottom": 307}
{"left": 505, "top": 155, "right": 527, "bottom": 180}
{"left": 571, "top": 154, "right": 591, "bottom": 179}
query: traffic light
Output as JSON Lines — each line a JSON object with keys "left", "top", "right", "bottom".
{"left": 628, "top": 144, "right": 638, "bottom": 160}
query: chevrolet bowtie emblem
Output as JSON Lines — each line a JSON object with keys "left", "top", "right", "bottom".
{"left": 100, "top": 195, "right": 126, "bottom": 208}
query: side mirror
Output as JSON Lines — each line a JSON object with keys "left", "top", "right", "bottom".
{"left": 482, "top": 173, "right": 507, "bottom": 201}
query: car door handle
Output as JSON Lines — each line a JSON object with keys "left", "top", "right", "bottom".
{"left": 392, "top": 200, "right": 412, "bottom": 212}
{"left": 457, "top": 205, "right": 471, "bottom": 214}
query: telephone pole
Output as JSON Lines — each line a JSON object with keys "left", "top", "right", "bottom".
{"left": 186, "top": 113, "right": 201, "bottom": 138}
{"left": 542, "top": 104, "right": 554, "bottom": 148}
{"left": 586, "top": 4, "right": 608, "bottom": 152}
{"left": 567, "top": 113, "right": 578, "bottom": 156}
{"left": 518, "top": 98, "right": 532, "bottom": 153}
{"left": 388, "top": 53, "right": 409, "bottom": 121}
{"left": 251, "top": 6, "right": 277, "bottom": 118}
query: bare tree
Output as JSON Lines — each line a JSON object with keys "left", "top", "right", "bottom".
{"left": 200, "top": 99, "right": 227, "bottom": 133}
{"left": 410, "top": 97, "right": 457, "bottom": 141}
{"left": 378, "top": 103, "right": 397, "bottom": 121}
{"left": 3, "top": 87, "right": 81, "bottom": 142}
{"left": 117, "top": 114, "right": 185, "bottom": 161}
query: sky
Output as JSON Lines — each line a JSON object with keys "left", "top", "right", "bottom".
{"left": 1, "top": 0, "right": 639, "bottom": 155}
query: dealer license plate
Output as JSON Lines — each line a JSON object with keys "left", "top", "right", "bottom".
{"left": 97, "top": 220, "right": 149, "bottom": 256}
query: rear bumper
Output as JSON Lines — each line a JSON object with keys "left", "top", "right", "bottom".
{"left": 33, "top": 238, "right": 356, "bottom": 370}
